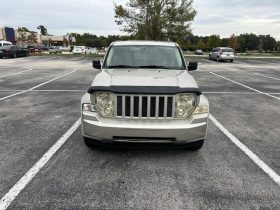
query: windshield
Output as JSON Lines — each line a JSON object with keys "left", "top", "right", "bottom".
{"left": 222, "top": 48, "right": 234, "bottom": 52}
{"left": 104, "top": 45, "right": 185, "bottom": 70}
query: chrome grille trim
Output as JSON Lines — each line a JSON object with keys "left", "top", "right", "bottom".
{"left": 116, "top": 94, "right": 175, "bottom": 119}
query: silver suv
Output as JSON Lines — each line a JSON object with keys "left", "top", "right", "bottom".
{"left": 209, "top": 47, "right": 234, "bottom": 62}
{"left": 81, "top": 41, "right": 209, "bottom": 149}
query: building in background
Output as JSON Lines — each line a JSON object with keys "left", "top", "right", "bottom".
{"left": 0, "top": 26, "right": 76, "bottom": 46}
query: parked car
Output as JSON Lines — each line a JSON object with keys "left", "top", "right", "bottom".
{"left": 40, "top": 46, "right": 49, "bottom": 51}
{"left": 0, "top": 45, "right": 29, "bottom": 58}
{"left": 49, "top": 46, "right": 62, "bottom": 54}
{"left": 194, "top": 49, "right": 203, "bottom": 55}
{"left": 85, "top": 47, "right": 98, "bottom": 55}
{"left": 0, "top": 40, "right": 12, "bottom": 47}
{"left": 81, "top": 41, "right": 209, "bottom": 150}
{"left": 209, "top": 47, "right": 234, "bottom": 62}
{"left": 73, "top": 46, "right": 86, "bottom": 54}
{"left": 59, "top": 46, "right": 71, "bottom": 52}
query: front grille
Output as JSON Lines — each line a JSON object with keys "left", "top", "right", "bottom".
{"left": 115, "top": 94, "right": 174, "bottom": 119}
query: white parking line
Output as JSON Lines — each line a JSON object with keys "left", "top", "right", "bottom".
{"left": 69, "top": 56, "right": 84, "bottom": 61}
{"left": 209, "top": 72, "right": 280, "bottom": 100}
{"left": 254, "top": 73, "right": 280, "bottom": 81}
{"left": 0, "top": 69, "right": 33, "bottom": 78}
{"left": 202, "top": 59, "right": 215, "bottom": 63}
{"left": 234, "top": 60, "right": 248, "bottom": 65}
{"left": 249, "top": 60, "right": 268, "bottom": 64}
{"left": 0, "top": 69, "right": 78, "bottom": 102}
{"left": 0, "top": 118, "right": 81, "bottom": 210}
{"left": 209, "top": 114, "right": 280, "bottom": 186}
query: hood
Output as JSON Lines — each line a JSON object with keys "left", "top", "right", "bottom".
{"left": 91, "top": 69, "right": 198, "bottom": 89}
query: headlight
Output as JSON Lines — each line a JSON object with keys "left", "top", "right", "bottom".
{"left": 93, "top": 92, "right": 114, "bottom": 117}
{"left": 175, "top": 93, "right": 196, "bottom": 118}
{"left": 82, "top": 103, "right": 96, "bottom": 112}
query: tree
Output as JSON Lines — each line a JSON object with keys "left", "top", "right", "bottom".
{"left": 207, "top": 35, "right": 221, "bottom": 50}
{"left": 114, "top": 0, "right": 197, "bottom": 41}
{"left": 258, "top": 35, "right": 276, "bottom": 52}
{"left": 37, "top": 25, "right": 48, "bottom": 35}
{"left": 238, "top": 33, "right": 259, "bottom": 52}
{"left": 27, "top": 31, "right": 37, "bottom": 43}
{"left": 197, "top": 39, "right": 206, "bottom": 50}
{"left": 17, "top": 27, "right": 28, "bottom": 42}
{"left": 228, "top": 34, "right": 240, "bottom": 51}
{"left": 277, "top": 41, "right": 280, "bottom": 52}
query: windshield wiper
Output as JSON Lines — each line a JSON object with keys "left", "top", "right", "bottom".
{"left": 107, "top": 65, "right": 139, "bottom": 69}
{"left": 138, "top": 65, "right": 170, "bottom": 69}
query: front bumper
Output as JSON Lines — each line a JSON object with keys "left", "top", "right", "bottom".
{"left": 82, "top": 112, "right": 208, "bottom": 145}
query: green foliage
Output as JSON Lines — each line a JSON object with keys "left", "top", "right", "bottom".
{"left": 277, "top": 41, "right": 280, "bottom": 52}
{"left": 27, "top": 31, "right": 37, "bottom": 43}
{"left": 72, "top": 33, "right": 134, "bottom": 48}
{"left": 207, "top": 35, "right": 221, "bottom": 50}
{"left": 196, "top": 39, "right": 206, "bottom": 50}
{"left": 258, "top": 35, "right": 276, "bottom": 52}
{"left": 17, "top": 27, "right": 29, "bottom": 42}
{"left": 114, "top": 0, "right": 196, "bottom": 41}
{"left": 228, "top": 34, "right": 240, "bottom": 51}
{"left": 238, "top": 33, "right": 259, "bottom": 52}
{"left": 37, "top": 25, "right": 48, "bottom": 35}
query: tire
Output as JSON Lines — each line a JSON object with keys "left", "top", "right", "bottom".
{"left": 230, "top": 60, "right": 233, "bottom": 63}
{"left": 13, "top": 53, "right": 17, "bottom": 58}
{"left": 187, "top": 140, "right": 204, "bottom": 150}
{"left": 209, "top": 56, "right": 211, "bottom": 60}
{"left": 216, "top": 57, "right": 219, "bottom": 62}
{"left": 25, "top": 52, "right": 29, "bottom": 57}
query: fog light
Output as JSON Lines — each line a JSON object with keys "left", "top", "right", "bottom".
{"left": 177, "top": 108, "right": 185, "bottom": 116}
{"left": 104, "top": 107, "right": 112, "bottom": 115}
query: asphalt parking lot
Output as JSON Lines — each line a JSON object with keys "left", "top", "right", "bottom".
{"left": 0, "top": 55, "right": 280, "bottom": 209}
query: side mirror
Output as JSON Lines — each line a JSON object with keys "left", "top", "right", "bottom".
{"left": 188, "top": 62, "right": 197, "bottom": 71}
{"left": 92, "top": 59, "right": 101, "bottom": 69}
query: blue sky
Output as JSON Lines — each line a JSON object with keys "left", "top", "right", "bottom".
{"left": 0, "top": 0, "right": 279, "bottom": 40}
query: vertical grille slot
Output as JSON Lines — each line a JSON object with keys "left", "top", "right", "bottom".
{"left": 125, "top": 96, "right": 130, "bottom": 116}
{"left": 150, "top": 97, "right": 156, "bottom": 117}
{"left": 142, "top": 97, "right": 148, "bottom": 117}
{"left": 158, "top": 97, "right": 165, "bottom": 117}
{"left": 133, "top": 97, "right": 139, "bottom": 117}
{"left": 167, "top": 97, "right": 173, "bottom": 117}
{"left": 117, "top": 96, "right": 122, "bottom": 116}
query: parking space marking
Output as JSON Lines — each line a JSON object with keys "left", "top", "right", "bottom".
{"left": 0, "top": 118, "right": 81, "bottom": 210}
{"left": 248, "top": 60, "right": 268, "bottom": 64}
{"left": 209, "top": 114, "right": 280, "bottom": 186}
{"left": 209, "top": 72, "right": 280, "bottom": 100}
{"left": 0, "top": 69, "right": 33, "bottom": 78}
{"left": 202, "top": 59, "right": 215, "bottom": 63}
{"left": 234, "top": 60, "right": 248, "bottom": 65}
{"left": 69, "top": 56, "right": 84, "bottom": 61}
{"left": 0, "top": 69, "right": 78, "bottom": 102}
{"left": 254, "top": 73, "right": 280, "bottom": 81}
